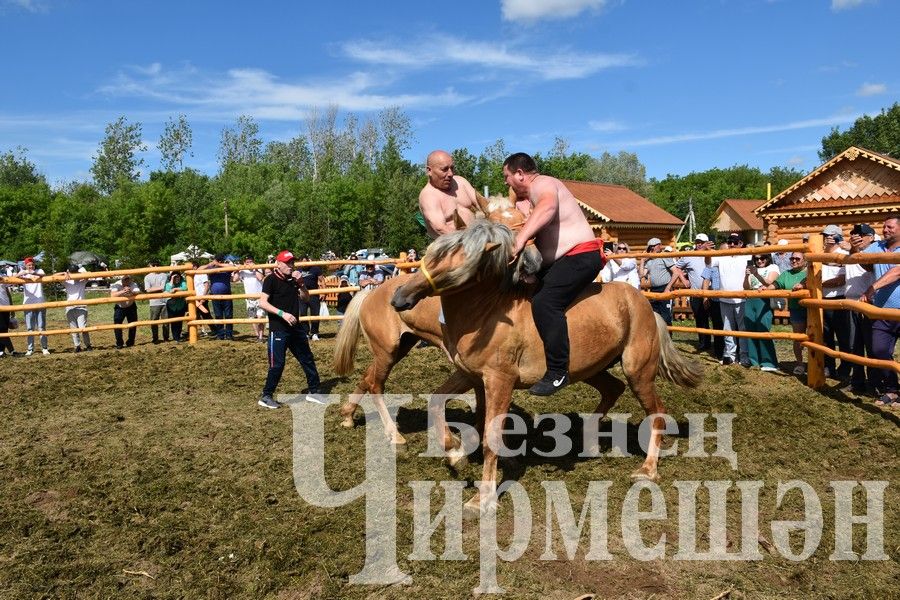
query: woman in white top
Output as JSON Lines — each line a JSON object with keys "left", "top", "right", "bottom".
{"left": 742, "top": 252, "right": 780, "bottom": 371}
{"left": 600, "top": 242, "right": 640, "bottom": 289}
{"left": 17, "top": 258, "right": 49, "bottom": 355}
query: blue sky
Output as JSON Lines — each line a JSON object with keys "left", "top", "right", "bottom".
{"left": 1, "top": 0, "right": 897, "bottom": 187}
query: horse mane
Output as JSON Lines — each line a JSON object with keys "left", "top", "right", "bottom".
{"left": 425, "top": 219, "right": 541, "bottom": 291}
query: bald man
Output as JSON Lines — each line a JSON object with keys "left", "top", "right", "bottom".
{"left": 419, "top": 150, "right": 479, "bottom": 238}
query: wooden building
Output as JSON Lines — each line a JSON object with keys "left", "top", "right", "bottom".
{"left": 755, "top": 146, "right": 900, "bottom": 243}
{"left": 712, "top": 199, "right": 766, "bottom": 244}
{"left": 560, "top": 180, "right": 683, "bottom": 249}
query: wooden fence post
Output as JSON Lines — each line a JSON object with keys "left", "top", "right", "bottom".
{"left": 187, "top": 271, "right": 198, "bottom": 345}
{"left": 805, "top": 236, "right": 825, "bottom": 389}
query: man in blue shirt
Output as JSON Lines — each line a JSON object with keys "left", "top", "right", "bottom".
{"left": 860, "top": 215, "right": 900, "bottom": 405}
{"left": 700, "top": 242, "right": 726, "bottom": 360}
{"left": 202, "top": 254, "right": 235, "bottom": 340}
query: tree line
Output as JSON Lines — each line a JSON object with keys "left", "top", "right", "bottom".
{"left": 2, "top": 102, "right": 897, "bottom": 269}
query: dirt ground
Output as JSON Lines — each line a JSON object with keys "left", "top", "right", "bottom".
{"left": 0, "top": 316, "right": 897, "bottom": 599}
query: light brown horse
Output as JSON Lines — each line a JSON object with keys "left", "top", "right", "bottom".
{"left": 391, "top": 218, "right": 704, "bottom": 513}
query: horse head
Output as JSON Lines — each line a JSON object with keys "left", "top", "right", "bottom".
{"left": 390, "top": 219, "right": 541, "bottom": 311}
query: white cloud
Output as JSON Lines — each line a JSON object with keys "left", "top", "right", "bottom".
{"left": 856, "top": 82, "right": 886, "bottom": 96}
{"left": 588, "top": 119, "right": 626, "bottom": 132}
{"left": 501, "top": 0, "right": 608, "bottom": 22}
{"left": 97, "top": 63, "right": 470, "bottom": 119}
{"left": 831, "top": 0, "right": 873, "bottom": 11}
{"left": 786, "top": 155, "right": 805, "bottom": 166}
{"left": 2, "top": 0, "right": 47, "bottom": 13}
{"left": 342, "top": 35, "right": 641, "bottom": 81}
{"left": 609, "top": 113, "right": 862, "bottom": 148}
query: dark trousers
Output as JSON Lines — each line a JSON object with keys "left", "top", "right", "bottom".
{"left": 532, "top": 251, "right": 602, "bottom": 375}
{"left": 298, "top": 294, "right": 321, "bottom": 336}
{"left": 709, "top": 300, "right": 725, "bottom": 358}
{"left": 823, "top": 300, "right": 851, "bottom": 376}
{"left": 168, "top": 305, "right": 187, "bottom": 341}
{"left": 849, "top": 311, "right": 873, "bottom": 389}
{"left": 649, "top": 285, "right": 672, "bottom": 327}
{"left": 690, "top": 296, "right": 711, "bottom": 348}
{"left": 263, "top": 328, "right": 321, "bottom": 396}
{"left": 211, "top": 299, "right": 233, "bottom": 339}
{"left": 0, "top": 311, "right": 14, "bottom": 352}
{"left": 113, "top": 304, "right": 138, "bottom": 347}
{"left": 870, "top": 319, "right": 899, "bottom": 394}
{"left": 149, "top": 305, "right": 170, "bottom": 342}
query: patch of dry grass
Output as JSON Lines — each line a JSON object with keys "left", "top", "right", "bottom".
{"left": 0, "top": 323, "right": 897, "bottom": 598}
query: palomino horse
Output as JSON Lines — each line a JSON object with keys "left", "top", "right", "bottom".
{"left": 391, "top": 218, "right": 704, "bottom": 513}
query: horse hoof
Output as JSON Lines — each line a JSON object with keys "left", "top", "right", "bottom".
{"left": 630, "top": 470, "right": 660, "bottom": 483}
{"left": 390, "top": 434, "right": 408, "bottom": 447}
{"left": 446, "top": 449, "right": 469, "bottom": 472}
{"left": 462, "top": 497, "right": 482, "bottom": 520}
{"left": 340, "top": 417, "right": 355, "bottom": 429}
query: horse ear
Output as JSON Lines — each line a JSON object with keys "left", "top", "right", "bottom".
{"left": 484, "top": 242, "right": 501, "bottom": 253}
{"left": 474, "top": 192, "right": 491, "bottom": 216}
{"left": 453, "top": 210, "right": 467, "bottom": 231}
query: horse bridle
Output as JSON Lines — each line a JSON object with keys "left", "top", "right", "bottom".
{"left": 418, "top": 257, "right": 446, "bottom": 295}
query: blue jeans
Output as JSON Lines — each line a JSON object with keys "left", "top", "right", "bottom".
{"left": 263, "top": 328, "right": 321, "bottom": 397}
{"left": 25, "top": 309, "right": 48, "bottom": 351}
{"left": 211, "top": 299, "right": 233, "bottom": 339}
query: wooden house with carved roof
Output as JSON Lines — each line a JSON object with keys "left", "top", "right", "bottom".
{"left": 754, "top": 146, "right": 900, "bottom": 243}
{"left": 559, "top": 180, "right": 684, "bottom": 249}
{"left": 712, "top": 199, "right": 766, "bottom": 244}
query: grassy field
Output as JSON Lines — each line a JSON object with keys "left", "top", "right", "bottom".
{"left": 0, "top": 311, "right": 897, "bottom": 599}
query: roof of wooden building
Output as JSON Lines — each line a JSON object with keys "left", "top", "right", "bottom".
{"left": 713, "top": 198, "right": 766, "bottom": 231}
{"left": 561, "top": 180, "right": 683, "bottom": 227}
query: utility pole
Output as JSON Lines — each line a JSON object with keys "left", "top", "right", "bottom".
{"left": 224, "top": 199, "right": 229, "bottom": 238}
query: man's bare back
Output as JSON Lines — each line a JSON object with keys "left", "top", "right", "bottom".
{"left": 419, "top": 150, "right": 478, "bottom": 239}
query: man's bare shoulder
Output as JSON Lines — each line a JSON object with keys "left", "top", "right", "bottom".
{"left": 452, "top": 176, "right": 477, "bottom": 205}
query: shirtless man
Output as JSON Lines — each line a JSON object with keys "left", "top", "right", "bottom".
{"left": 418, "top": 149, "right": 479, "bottom": 238}
{"left": 504, "top": 152, "right": 602, "bottom": 395}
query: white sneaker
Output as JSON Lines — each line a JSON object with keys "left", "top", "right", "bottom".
{"left": 42, "top": 349, "right": 50, "bottom": 355}
{"left": 311, "top": 334, "right": 319, "bottom": 341}
{"left": 25, "top": 350, "right": 34, "bottom": 356}
{"left": 793, "top": 364, "right": 806, "bottom": 375}
{"left": 760, "top": 366, "right": 779, "bottom": 373}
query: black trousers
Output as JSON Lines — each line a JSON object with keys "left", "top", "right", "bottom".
{"left": 532, "top": 251, "right": 603, "bottom": 375}
{"left": 113, "top": 304, "right": 138, "bottom": 347}
{"left": 0, "top": 311, "right": 14, "bottom": 352}
{"left": 849, "top": 311, "right": 872, "bottom": 389}
{"left": 709, "top": 300, "right": 725, "bottom": 359}
{"left": 690, "top": 296, "right": 711, "bottom": 349}
{"left": 263, "top": 327, "right": 321, "bottom": 396}
{"left": 823, "top": 298, "right": 851, "bottom": 376}
{"left": 298, "top": 294, "right": 321, "bottom": 336}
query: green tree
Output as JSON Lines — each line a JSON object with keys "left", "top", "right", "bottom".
{"left": 450, "top": 148, "right": 477, "bottom": 183}
{"left": 473, "top": 139, "right": 508, "bottom": 196}
{"left": 820, "top": 103, "right": 900, "bottom": 161}
{"left": 0, "top": 147, "right": 45, "bottom": 187}
{"left": 586, "top": 150, "right": 653, "bottom": 197}
{"left": 217, "top": 115, "right": 262, "bottom": 169}
{"left": 158, "top": 114, "right": 193, "bottom": 172}
{"left": 90, "top": 116, "right": 147, "bottom": 194}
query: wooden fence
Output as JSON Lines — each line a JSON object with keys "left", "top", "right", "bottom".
{"left": 2, "top": 245, "right": 898, "bottom": 391}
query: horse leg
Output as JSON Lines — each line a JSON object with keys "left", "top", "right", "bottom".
{"left": 463, "top": 374, "right": 514, "bottom": 518}
{"left": 428, "top": 370, "right": 476, "bottom": 470}
{"left": 621, "top": 346, "right": 666, "bottom": 482}
{"left": 583, "top": 370, "right": 626, "bottom": 418}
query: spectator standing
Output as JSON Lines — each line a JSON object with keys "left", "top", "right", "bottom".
{"left": 343, "top": 253, "right": 363, "bottom": 285}
{"left": 771, "top": 239, "right": 792, "bottom": 310}
{"left": 144, "top": 260, "right": 170, "bottom": 343}
{"left": 820, "top": 225, "right": 851, "bottom": 379}
{"left": 164, "top": 272, "right": 189, "bottom": 342}
{"left": 769, "top": 252, "right": 808, "bottom": 374}
{"left": 191, "top": 260, "right": 212, "bottom": 336}
{"left": 59, "top": 266, "right": 92, "bottom": 352}
{"left": 639, "top": 237, "right": 676, "bottom": 325}
{"left": 202, "top": 254, "right": 235, "bottom": 341}
{"left": 843, "top": 224, "right": 877, "bottom": 393}
{"left": 860, "top": 215, "right": 900, "bottom": 406}
{"left": 742, "top": 252, "right": 780, "bottom": 372}
{"left": 406, "top": 248, "right": 420, "bottom": 273}
{"left": 359, "top": 263, "right": 384, "bottom": 290}
{"left": 0, "top": 280, "right": 15, "bottom": 356}
{"left": 601, "top": 241, "right": 640, "bottom": 289}
{"left": 18, "top": 257, "right": 49, "bottom": 355}
{"left": 674, "top": 233, "right": 713, "bottom": 351}
{"left": 110, "top": 274, "right": 140, "bottom": 348}
{"left": 711, "top": 233, "right": 750, "bottom": 367}
{"left": 297, "top": 256, "right": 323, "bottom": 341}
{"left": 700, "top": 243, "right": 727, "bottom": 359}
{"left": 235, "top": 256, "right": 265, "bottom": 342}
{"left": 336, "top": 275, "right": 353, "bottom": 328}
{"left": 257, "top": 250, "right": 321, "bottom": 409}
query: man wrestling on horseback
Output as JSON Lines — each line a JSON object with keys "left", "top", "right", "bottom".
{"left": 504, "top": 152, "right": 603, "bottom": 396}
{"left": 418, "top": 149, "right": 479, "bottom": 238}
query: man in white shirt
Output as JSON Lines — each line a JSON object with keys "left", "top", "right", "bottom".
{"left": 17, "top": 257, "right": 49, "bottom": 355}
{"left": 144, "top": 260, "right": 170, "bottom": 343}
{"left": 59, "top": 265, "right": 92, "bottom": 352}
{"left": 600, "top": 241, "right": 640, "bottom": 288}
{"left": 820, "top": 224, "right": 851, "bottom": 380}
{"left": 234, "top": 256, "right": 266, "bottom": 342}
{"left": 843, "top": 224, "right": 877, "bottom": 393}
{"left": 710, "top": 233, "right": 750, "bottom": 366}
{"left": 110, "top": 274, "right": 141, "bottom": 348}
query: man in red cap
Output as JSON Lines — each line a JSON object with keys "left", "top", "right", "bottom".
{"left": 256, "top": 250, "right": 321, "bottom": 408}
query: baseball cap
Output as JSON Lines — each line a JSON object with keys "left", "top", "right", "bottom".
{"left": 850, "top": 223, "right": 875, "bottom": 236}
{"left": 727, "top": 232, "right": 741, "bottom": 240}
{"left": 647, "top": 237, "right": 662, "bottom": 246}
{"left": 275, "top": 250, "right": 295, "bottom": 263}
{"left": 821, "top": 224, "right": 843, "bottom": 237}
{"left": 694, "top": 233, "right": 709, "bottom": 242}
{"left": 23, "top": 256, "right": 35, "bottom": 264}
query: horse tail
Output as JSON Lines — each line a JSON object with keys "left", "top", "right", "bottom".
{"left": 654, "top": 313, "right": 704, "bottom": 388}
{"left": 333, "top": 288, "right": 372, "bottom": 376}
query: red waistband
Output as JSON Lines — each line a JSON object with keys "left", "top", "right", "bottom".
{"left": 565, "top": 239, "right": 603, "bottom": 256}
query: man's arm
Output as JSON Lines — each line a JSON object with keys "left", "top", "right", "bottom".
{"left": 513, "top": 185, "right": 558, "bottom": 255}
{"left": 861, "top": 265, "right": 900, "bottom": 303}
{"left": 258, "top": 291, "right": 297, "bottom": 326}
{"left": 145, "top": 276, "right": 164, "bottom": 294}
{"left": 419, "top": 189, "right": 452, "bottom": 236}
